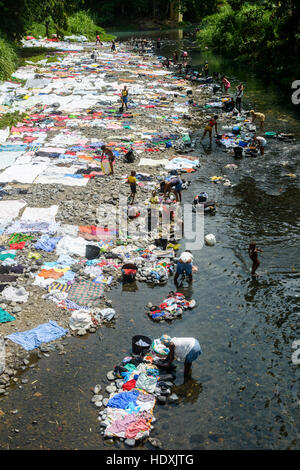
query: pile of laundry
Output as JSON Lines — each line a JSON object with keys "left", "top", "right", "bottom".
{"left": 146, "top": 291, "right": 196, "bottom": 322}
{"left": 93, "top": 344, "right": 178, "bottom": 446}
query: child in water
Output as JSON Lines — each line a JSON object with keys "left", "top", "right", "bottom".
{"left": 248, "top": 241, "right": 263, "bottom": 276}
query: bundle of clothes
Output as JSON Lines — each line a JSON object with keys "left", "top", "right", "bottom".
{"left": 147, "top": 291, "right": 196, "bottom": 322}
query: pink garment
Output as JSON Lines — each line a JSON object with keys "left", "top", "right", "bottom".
{"left": 125, "top": 416, "right": 150, "bottom": 439}
{"left": 106, "top": 413, "right": 137, "bottom": 436}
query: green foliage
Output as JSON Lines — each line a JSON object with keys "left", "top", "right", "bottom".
{"left": 196, "top": 1, "right": 299, "bottom": 82}
{"left": 66, "top": 11, "right": 114, "bottom": 40}
{"left": 0, "top": 38, "right": 19, "bottom": 81}
{"left": 0, "top": 111, "right": 26, "bottom": 130}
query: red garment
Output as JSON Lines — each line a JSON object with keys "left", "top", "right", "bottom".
{"left": 123, "top": 269, "right": 137, "bottom": 275}
{"left": 122, "top": 379, "right": 136, "bottom": 391}
{"left": 125, "top": 417, "right": 150, "bottom": 439}
{"left": 9, "top": 242, "right": 25, "bottom": 250}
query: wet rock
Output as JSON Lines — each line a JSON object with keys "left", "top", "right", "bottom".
{"left": 169, "top": 393, "right": 179, "bottom": 402}
{"left": 106, "top": 370, "right": 115, "bottom": 381}
{"left": 95, "top": 401, "right": 103, "bottom": 408}
{"left": 94, "top": 384, "right": 101, "bottom": 394}
{"left": 21, "top": 379, "right": 29, "bottom": 384}
{"left": 149, "top": 437, "right": 162, "bottom": 448}
{"left": 91, "top": 392, "right": 103, "bottom": 402}
{"left": 106, "top": 385, "right": 116, "bottom": 394}
{"left": 125, "top": 438, "right": 136, "bottom": 447}
{"left": 77, "top": 328, "right": 87, "bottom": 336}
{"left": 157, "top": 395, "right": 167, "bottom": 404}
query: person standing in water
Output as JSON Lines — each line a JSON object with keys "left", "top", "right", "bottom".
{"left": 95, "top": 34, "right": 102, "bottom": 46}
{"left": 235, "top": 83, "right": 244, "bottom": 112}
{"left": 248, "top": 241, "right": 263, "bottom": 276}
{"left": 159, "top": 334, "right": 202, "bottom": 378}
{"left": 201, "top": 115, "right": 218, "bottom": 145}
{"left": 204, "top": 61, "right": 209, "bottom": 77}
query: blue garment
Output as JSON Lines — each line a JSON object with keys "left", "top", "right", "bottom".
{"left": 6, "top": 321, "right": 68, "bottom": 351}
{"left": 176, "top": 262, "right": 192, "bottom": 275}
{"left": 185, "top": 340, "right": 202, "bottom": 363}
{"left": 107, "top": 390, "right": 139, "bottom": 409}
{"left": 34, "top": 236, "right": 61, "bottom": 252}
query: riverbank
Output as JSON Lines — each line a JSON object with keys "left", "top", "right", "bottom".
{"left": 0, "top": 38, "right": 299, "bottom": 450}
{"left": 0, "top": 39, "right": 213, "bottom": 397}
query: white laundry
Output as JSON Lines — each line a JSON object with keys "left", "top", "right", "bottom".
{"left": 1, "top": 286, "right": 29, "bottom": 303}
{"left": 21, "top": 205, "right": 59, "bottom": 223}
{"left": 0, "top": 199, "right": 27, "bottom": 223}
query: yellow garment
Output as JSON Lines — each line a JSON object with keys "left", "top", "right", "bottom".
{"left": 252, "top": 112, "right": 265, "bottom": 121}
{"left": 128, "top": 176, "right": 136, "bottom": 184}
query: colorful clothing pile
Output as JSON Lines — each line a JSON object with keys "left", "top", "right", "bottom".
{"left": 147, "top": 291, "right": 196, "bottom": 322}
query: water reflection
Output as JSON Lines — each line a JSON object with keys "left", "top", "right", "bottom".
{"left": 172, "top": 377, "right": 203, "bottom": 404}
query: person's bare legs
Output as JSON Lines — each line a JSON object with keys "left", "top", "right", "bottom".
{"left": 252, "top": 260, "right": 260, "bottom": 276}
{"left": 201, "top": 129, "right": 207, "bottom": 142}
{"left": 184, "top": 361, "right": 192, "bottom": 377}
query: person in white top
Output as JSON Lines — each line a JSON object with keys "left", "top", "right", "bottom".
{"left": 159, "top": 334, "right": 202, "bottom": 377}
{"left": 253, "top": 134, "right": 267, "bottom": 155}
{"left": 174, "top": 250, "right": 194, "bottom": 285}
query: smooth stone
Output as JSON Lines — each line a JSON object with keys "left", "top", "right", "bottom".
{"left": 106, "top": 385, "right": 116, "bottom": 394}
{"left": 94, "top": 384, "right": 101, "bottom": 394}
{"left": 103, "top": 398, "right": 109, "bottom": 406}
{"left": 91, "top": 394, "right": 103, "bottom": 403}
{"left": 157, "top": 395, "right": 167, "bottom": 404}
{"left": 148, "top": 437, "right": 162, "bottom": 448}
{"left": 106, "top": 370, "right": 115, "bottom": 381}
{"left": 77, "top": 328, "right": 87, "bottom": 336}
{"left": 125, "top": 438, "right": 136, "bottom": 447}
{"left": 169, "top": 393, "right": 179, "bottom": 402}
{"left": 94, "top": 401, "right": 103, "bottom": 408}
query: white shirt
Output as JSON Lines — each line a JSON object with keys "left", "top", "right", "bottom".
{"left": 256, "top": 136, "right": 267, "bottom": 146}
{"left": 179, "top": 251, "right": 193, "bottom": 263}
{"left": 171, "top": 337, "right": 196, "bottom": 362}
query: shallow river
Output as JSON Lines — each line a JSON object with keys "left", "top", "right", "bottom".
{"left": 0, "top": 29, "right": 299, "bottom": 450}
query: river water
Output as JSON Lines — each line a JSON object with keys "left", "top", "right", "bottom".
{"left": 0, "top": 29, "right": 299, "bottom": 450}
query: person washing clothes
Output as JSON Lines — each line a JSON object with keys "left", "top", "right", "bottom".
{"left": 159, "top": 334, "right": 202, "bottom": 378}
{"left": 163, "top": 176, "right": 183, "bottom": 202}
{"left": 253, "top": 134, "right": 267, "bottom": 155}
{"left": 250, "top": 110, "right": 265, "bottom": 129}
{"left": 174, "top": 250, "right": 193, "bottom": 284}
{"left": 222, "top": 75, "right": 231, "bottom": 94}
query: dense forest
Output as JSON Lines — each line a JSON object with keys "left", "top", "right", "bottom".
{"left": 0, "top": 0, "right": 299, "bottom": 85}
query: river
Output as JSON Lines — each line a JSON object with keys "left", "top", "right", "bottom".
{"left": 0, "top": 29, "right": 299, "bottom": 450}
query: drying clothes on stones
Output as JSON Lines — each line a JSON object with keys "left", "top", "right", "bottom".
{"left": 147, "top": 291, "right": 196, "bottom": 322}
{"left": 0, "top": 308, "right": 16, "bottom": 323}
{"left": 67, "top": 280, "right": 104, "bottom": 306}
{"left": 6, "top": 320, "right": 68, "bottom": 350}
{"left": 1, "top": 286, "right": 29, "bottom": 303}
